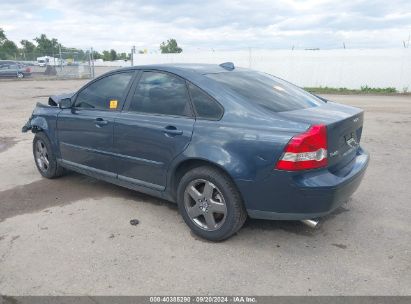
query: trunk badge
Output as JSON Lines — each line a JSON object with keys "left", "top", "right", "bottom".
{"left": 347, "top": 137, "right": 358, "bottom": 148}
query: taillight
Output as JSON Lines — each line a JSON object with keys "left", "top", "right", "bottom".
{"left": 275, "top": 124, "right": 328, "bottom": 171}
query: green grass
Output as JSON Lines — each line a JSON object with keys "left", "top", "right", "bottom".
{"left": 304, "top": 86, "right": 401, "bottom": 95}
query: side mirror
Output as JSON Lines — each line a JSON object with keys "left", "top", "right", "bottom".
{"left": 59, "top": 98, "right": 72, "bottom": 109}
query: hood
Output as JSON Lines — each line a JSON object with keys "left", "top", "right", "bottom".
{"left": 48, "top": 92, "right": 75, "bottom": 106}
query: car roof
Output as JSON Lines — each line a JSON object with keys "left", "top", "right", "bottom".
{"left": 0, "top": 60, "right": 17, "bottom": 64}
{"left": 125, "top": 63, "right": 249, "bottom": 76}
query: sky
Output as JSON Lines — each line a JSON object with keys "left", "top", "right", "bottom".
{"left": 1, "top": 0, "right": 411, "bottom": 52}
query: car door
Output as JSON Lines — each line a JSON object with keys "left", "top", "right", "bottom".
{"left": 57, "top": 71, "right": 135, "bottom": 176}
{"left": 6, "top": 64, "right": 21, "bottom": 77}
{"left": 0, "top": 65, "right": 7, "bottom": 76}
{"left": 114, "top": 70, "right": 195, "bottom": 190}
{"left": 0, "top": 64, "right": 13, "bottom": 77}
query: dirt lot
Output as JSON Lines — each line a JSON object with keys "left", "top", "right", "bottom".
{"left": 0, "top": 80, "right": 410, "bottom": 296}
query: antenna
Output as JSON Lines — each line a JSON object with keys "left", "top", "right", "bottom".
{"left": 219, "top": 62, "right": 235, "bottom": 71}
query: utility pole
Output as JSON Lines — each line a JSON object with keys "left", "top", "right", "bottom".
{"left": 90, "top": 47, "right": 95, "bottom": 78}
{"left": 59, "top": 44, "right": 63, "bottom": 71}
{"left": 131, "top": 45, "right": 136, "bottom": 66}
{"left": 87, "top": 49, "right": 92, "bottom": 79}
{"left": 403, "top": 33, "right": 410, "bottom": 48}
{"left": 248, "top": 47, "right": 252, "bottom": 68}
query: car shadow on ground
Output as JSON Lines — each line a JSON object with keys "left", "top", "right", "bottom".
{"left": 0, "top": 171, "right": 348, "bottom": 238}
{"left": 0, "top": 171, "right": 176, "bottom": 223}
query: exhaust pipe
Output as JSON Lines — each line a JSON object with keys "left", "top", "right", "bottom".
{"left": 301, "top": 219, "right": 319, "bottom": 229}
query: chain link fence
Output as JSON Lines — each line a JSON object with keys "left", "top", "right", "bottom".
{"left": 5, "top": 47, "right": 408, "bottom": 90}
{"left": 0, "top": 48, "right": 96, "bottom": 80}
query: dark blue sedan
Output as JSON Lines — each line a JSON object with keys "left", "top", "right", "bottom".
{"left": 22, "top": 63, "right": 369, "bottom": 241}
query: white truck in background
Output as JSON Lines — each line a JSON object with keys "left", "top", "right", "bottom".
{"left": 36, "top": 56, "right": 66, "bottom": 67}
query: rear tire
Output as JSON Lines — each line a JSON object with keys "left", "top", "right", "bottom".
{"left": 33, "top": 132, "right": 64, "bottom": 179}
{"left": 177, "top": 166, "right": 247, "bottom": 241}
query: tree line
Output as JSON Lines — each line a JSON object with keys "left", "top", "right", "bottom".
{"left": 0, "top": 28, "right": 183, "bottom": 61}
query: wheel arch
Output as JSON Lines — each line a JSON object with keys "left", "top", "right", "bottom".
{"left": 30, "top": 117, "right": 60, "bottom": 158}
{"left": 169, "top": 158, "right": 240, "bottom": 201}
{"left": 32, "top": 130, "right": 65, "bottom": 178}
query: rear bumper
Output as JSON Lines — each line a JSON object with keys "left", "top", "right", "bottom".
{"left": 238, "top": 148, "right": 369, "bottom": 220}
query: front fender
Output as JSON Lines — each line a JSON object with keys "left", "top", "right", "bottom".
{"left": 22, "top": 103, "right": 61, "bottom": 155}
{"left": 29, "top": 116, "right": 49, "bottom": 131}
{"left": 22, "top": 115, "right": 49, "bottom": 133}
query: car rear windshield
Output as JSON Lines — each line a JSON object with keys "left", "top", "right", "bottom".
{"left": 205, "top": 71, "right": 324, "bottom": 112}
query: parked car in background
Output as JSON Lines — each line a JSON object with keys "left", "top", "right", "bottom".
{"left": 22, "top": 63, "right": 369, "bottom": 241}
{"left": 0, "top": 63, "right": 31, "bottom": 78}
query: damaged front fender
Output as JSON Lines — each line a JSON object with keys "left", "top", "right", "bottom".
{"left": 22, "top": 115, "right": 49, "bottom": 133}
{"left": 22, "top": 99, "right": 63, "bottom": 159}
{"left": 21, "top": 117, "right": 32, "bottom": 132}
{"left": 21, "top": 102, "right": 60, "bottom": 134}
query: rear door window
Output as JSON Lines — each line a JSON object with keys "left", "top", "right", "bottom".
{"left": 128, "top": 71, "right": 191, "bottom": 117}
{"left": 206, "top": 71, "right": 324, "bottom": 112}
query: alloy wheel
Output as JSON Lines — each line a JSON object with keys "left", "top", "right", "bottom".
{"left": 35, "top": 139, "right": 50, "bottom": 173}
{"left": 183, "top": 179, "right": 227, "bottom": 231}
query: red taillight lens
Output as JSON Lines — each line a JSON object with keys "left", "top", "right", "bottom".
{"left": 275, "top": 124, "right": 328, "bottom": 171}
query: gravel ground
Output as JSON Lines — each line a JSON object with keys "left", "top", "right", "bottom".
{"left": 0, "top": 79, "right": 410, "bottom": 295}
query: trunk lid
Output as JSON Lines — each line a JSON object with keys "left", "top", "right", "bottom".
{"left": 277, "top": 102, "right": 364, "bottom": 171}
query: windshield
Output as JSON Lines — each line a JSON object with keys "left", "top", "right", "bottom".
{"left": 206, "top": 71, "right": 324, "bottom": 112}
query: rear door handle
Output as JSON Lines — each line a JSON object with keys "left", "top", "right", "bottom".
{"left": 94, "top": 118, "right": 108, "bottom": 127}
{"left": 163, "top": 125, "right": 183, "bottom": 136}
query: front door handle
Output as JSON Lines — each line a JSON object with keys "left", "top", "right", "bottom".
{"left": 163, "top": 125, "right": 183, "bottom": 136}
{"left": 94, "top": 118, "right": 108, "bottom": 127}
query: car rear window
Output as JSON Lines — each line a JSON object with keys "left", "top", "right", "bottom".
{"left": 205, "top": 71, "right": 324, "bottom": 112}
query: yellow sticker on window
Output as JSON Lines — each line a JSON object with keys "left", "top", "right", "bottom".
{"left": 109, "top": 100, "right": 118, "bottom": 109}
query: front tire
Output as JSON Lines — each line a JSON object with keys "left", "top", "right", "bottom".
{"left": 177, "top": 166, "right": 247, "bottom": 241}
{"left": 33, "top": 132, "right": 64, "bottom": 179}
